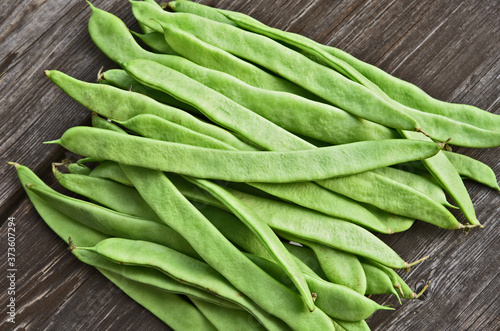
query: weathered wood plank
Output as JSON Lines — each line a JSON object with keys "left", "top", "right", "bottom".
{"left": 0, "top": 0, "right": 498, "bottom": 330}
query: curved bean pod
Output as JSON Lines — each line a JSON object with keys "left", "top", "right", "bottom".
{"left": 100, "top": 269, "right": 217, "bottom": 331}
{"left": 54, "top": 168, "right": 162, "bottom": 223}
{"left": 118, "top": 114, "right": 242, "bottom": 151}
{"left": 25, "top": 183, "right": 201, "bottom": 260}
{"left": 444, "top": 151, "right": 500, "bottom": 192}
{"left": 49, "top": 126, "right": 440, "bottom": 183}
{"left": 73, "top": 248, "right": 240, "bottom": 310}
{"left": 185, "top": 177, "right": 316, "bottom": 312}
{"left": 402, "top": 131, "right": 479, "bottom": 226}
{"left": 318, "top": 170, "right": 462, "bottom": 229}
{"left": 13, "top": 164, "right": 212, "bottom": 330}
{"left": 130, "top": 0, "right": 420, "bottom": 131}
{"left": 76, "top": 238, "right": 287, "bottom": 330}
{"left": 45, "top": 70, "right": 254, "bottom": 151}
{"left": 120, "top": 165, "right": 336, "bottom": 330}
{"left": 99, "top": 69, "right": 199, "bottom": 114}
{"left": 245, "top": 253, "right": 392, "bottom": 322}
{"left": 361, "top": 261, "right": 401, "bottom": 300}
{"left": 371, "top": 167, "right": 455, "bottom": 208}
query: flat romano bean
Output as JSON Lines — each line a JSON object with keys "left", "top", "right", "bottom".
{"left": 100, "top": 269, "right": 217, "bottom": 331}
{"left": 281, "top": 234, "right": 367, "bottom": 295}
{"left": 89, "top": 3, "right": 309, "bottom": 97}
{"left": 99, "top": 69, "right": 200, "bottom": 114}
{"left": 362, "top": 204, "right": 415, "bottom": 233}
{"left": 168, "top": 176, "right": 404, "bottom": 268}
{"left": 216, "top": 7, "right": 500, "bottom": 148}
{"left": 75, "top": 238, "right": 286, "bottom": 330}
{"left": 402, "top": 130, "right": 480, "bottom": 226}
{"left": 123, "top": 47, "right": 398, "bottom": 145}
{"left": 318, "top": 45, "right": 500, "bottom": 133}
{"left": 118, "top": 112, "right": 390, "bottom": 233}
{"left": 361, "top": 261, "right": 401, "bottom": 300}
{"left": 121, "top": 165, "right": 336, "bottom": 330}
{"left": 89, "top": 161, "right": 133, "bottom": 186}
{"left": 49, "top": 126, "right": 440, "bottom": 183}
{"left": 221, "top": 187, "right": 411, "bottom": 269}
{"left": 118, "top": 114, "right": 242, "bottom": 151}
{"left": 443, "top": 151, "right": 500, "bottom": 192}
{"left": 189, "top": 297, "right": 264, "bottom": 331}
{"left": 13, "top": 164, "right": 211, "bottom": 330}
{"left": 73, "top": 248, "right": 240, "bottom": 310}
{"left": 191, "top": 1, "right": 500, "bottom": 134}
{"left": 131, "top": 1, "right": 419, "bottom": 131}
{"left": 46, "top": 70, "right": 254, "bottom": 151}
{"left": 54, "top": 168, "right": 162, "bottom": 223}
{"left": 371, "top": 167, "right": 455, "bottom": 209}
{"left": 185, "top": 177, "right": 315, "bottom": 312}
{"left": 244, "top": 253, "right": 391, "bottom": 322}
{"left": 26, "top": 183, "right": 201, "bottom": 260}
{"left": 318, "top": 170, "right": 463, "bottom": 229}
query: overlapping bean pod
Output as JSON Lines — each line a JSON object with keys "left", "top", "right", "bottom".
{"left": 11, "top": 1, "right": 499, "bottom": 330}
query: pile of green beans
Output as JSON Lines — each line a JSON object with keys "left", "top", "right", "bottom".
{"left": 12, "top": 1, "right": 499, "bottom": 330}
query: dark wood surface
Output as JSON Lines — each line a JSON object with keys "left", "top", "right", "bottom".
{"left": 1, "top": 0, "right": 499, "bottom": 330}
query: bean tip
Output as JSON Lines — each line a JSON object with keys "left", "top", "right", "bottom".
{"left": 86, "top": 1, "right": 95, "bottom": 9}
{"left": 43, "top": 139, "right": 61, "bottom": 145}
{"left": 7, "top": 162, "right": 20, "bottom": 169}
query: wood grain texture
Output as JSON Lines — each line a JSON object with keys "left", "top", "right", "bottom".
{"left": 0, "top": 0, "right": 498, "bottom": 330}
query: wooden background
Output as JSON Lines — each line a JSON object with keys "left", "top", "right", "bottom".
{"left": 1, "top": 0, "right": 499, "bottom": 329}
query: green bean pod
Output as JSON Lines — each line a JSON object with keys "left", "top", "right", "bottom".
{"left": 402, "top": 131, "right": 479, "bottom": 226}
{"left": 130, "top": 1, "right": 419, "bottom": 131}
{"left": 45, "top": 70, "right": 254, "bottom": 152}
{"left": 443, "top": 151, "right": 500, "bottom": 192}
{"left": 100, "top": 269, "right": 217, "bottom": 331}
{"left": 117, "top": 114, "right": 243, "bottom": 150}
{"left": 54, "top": 168, "right": 162, "bottom": 223}
{"left": 73, "top": 248, "right": 240, "bottom": 310}
{"left": 317, "top": 170, "right": 463, "bottom": 229}
{"left": 120, "top": 165, "right": 336, "bottom": 330}
{"left": 113, "top": 112, "right": 391, "bottom": 233}
{"left": 13, "top": 163, "right": 213, "bottom": 330}
{"left": 25, "top": 183, "right": 201, "bottom": 260}
{"left": 75, "top": 238, "right": 288, "bottom": 330}
{"left": 185, "top": 177, "right": 316, "bottom": 312}
{"left": 48, "top": 126, "right": 440, "bottom": 183}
